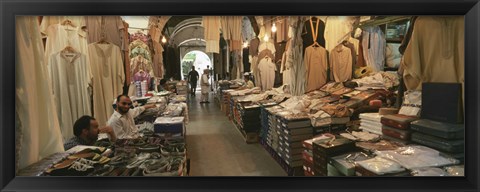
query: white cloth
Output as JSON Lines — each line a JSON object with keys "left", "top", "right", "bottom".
{"left": 324, "top": 16, "right": 357, "bottom": 52}
{"left": 40, "top": 16, "right": 86, "bottom": 37}
{"left": 88, "top": 43, "right": 125, "bottom": 126}
{"left": 257, "top": 57, "right": 276, "bottom": 91}
{"left": 44, "top": 24, "right": 83, "bottom": 79}
{"left": 107, "top": 106, "right": 146, "bottom": 139}
{"left": 362, "top": 26, "right": 386, "bottom": 72}
{"left": 203, "top": 16, "right": 221, "bottom": 53}
{"left": 201, "top": 74, "right": 210, "bottom": 94}
{"left": 16, "top": 16, "right": 65, "bottom": 169}
{"left": 49, "top": 51, "right": 92, "bottom": 140}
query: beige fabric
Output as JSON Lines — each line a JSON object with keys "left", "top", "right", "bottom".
{"left": 16, "top": 16, "right": 65, "bottom": 169}
{"left": 40, "top": 16, "right": 86, "bottom": 36}
{"left": 85, "top": 16, "right": 126, "bottom": 51}
{"left": 203, "top": 16, "right": 221, "bottom": 53}
{"left": 258, "top": 57, "right": 276, "bottom": 91}
{"left": 402, "top": 16, "right": 464, "bottom": 91}
{"left": 49, "top": 51, "right": 92, "bottom": 141}
{"left": 151, "top": 41, "right": 164, "bottom": 78}
{"left": 330, "top": 44, "right": 353, "bottom": 82}
{"left": 324, "top": 16, "right": 357, "bottom": 52}
{"left": 88, "top": 43, "right": 125, "bottom": 127}
{"left": 44, "top": 24, "right": 83, "bottom": 79}
{"left": 304, "top": 45, "right": 328, "bottom": 92}
{"left": 230, "top": 16, "right": 243, "bottom": 51}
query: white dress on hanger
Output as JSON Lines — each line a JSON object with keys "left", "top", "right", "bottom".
{"left": 16, "top": 16, "right": 65, "bottom": 169}
{"left": 88, "top": 43, "right": 125, "bottom": 127}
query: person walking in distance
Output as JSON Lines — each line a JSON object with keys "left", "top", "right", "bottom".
{"left": 200, "top": 69, "right": 210, "bottom": 103}
{"left": 187, "top": 66, "right": 199, "bottom": 96}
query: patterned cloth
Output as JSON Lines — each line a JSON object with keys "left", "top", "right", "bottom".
{"left": 63, "top": 136, "right": 89, "bottom": 151}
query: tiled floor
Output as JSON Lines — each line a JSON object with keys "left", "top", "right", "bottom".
{"left": 185, "top": 92, "right": 287, "bottom": 176}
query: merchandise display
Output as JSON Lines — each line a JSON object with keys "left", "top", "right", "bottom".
{"left": 15, "top": 15, "right": 465, "bottom": 177}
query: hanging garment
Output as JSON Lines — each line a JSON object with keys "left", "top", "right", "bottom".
{"left": 402, "top": 16, "right": 464, "bottom": 91}
{"left": 258, "top": 57, "right": 276, "bottom": 91}
{"left": 304, "top": 45, "right": 329, "bottom": 92}
{"left": 242, "top": 16, "right": 257, "bottom": 42}
{"left": 330, "top": 44, "right": 353, "bottom": 82}
{"left": 49, "top": 51, "right": 93, "bottom": 140}
{"left": 288, "top": 16, "right": 306, "bottom": 96}
{"left": 203, "top": 16, "right": 222, "bottom": 53}
{"left": 88, "top": 43, "right": 125, "bottom": 127}
{"left": 302, "top": 17, "right": 326, "bottom": 52}
{"left": 230, "top": 16, "right": 243, "bottom": 51}
{"left": 362, "top": 26, "right": 386, "bottom": 72}
{"left": 85, "top": 16, "right": 126, "bottom": 50}
{"left": 130, "top": 46, "right": 152, "bottom": 62}
{"left": 122, "top": 20, "right": 132, "bottom": 84}
{"left": 251, "top": 56, "right": 261, "bottom": 88}
{"left": 40, "top": 16, "right": 86, "bottom": 37}
{"left": 220, "top": 16, "right": 232, "bottom": 40}
{"left": 152, "top": 41, "right": 165, "bottom": 78}
{"left": 276, "top": 18, "right": 289, "bottom": 43}
{"left": 243, "top": 48, "right": 250, "bottom": 72}
{"left": 16, "top": 16, "right": 65, "bottom": 169}
{"left": 130, "top": 55, "right": 154, "bottom": 79}
{"left": 44, "top": 23, "right": 82, "bottom": 78}
{"left": 324, "top": 16, "right": 357, "bottom": 52}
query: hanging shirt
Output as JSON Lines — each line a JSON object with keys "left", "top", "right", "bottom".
{"left": 362, "top": 26, "right": 386, "bottom": 72}
{"left": 107, "top": 107, "right": 146, "bottom": 139}
{"left": 130, "top": 46, "right": 152, "bottom": 62}
{"left": 324, "top": 16, "right": 357, "bottom": 52}
{"left": 49, "top": 51, "right": 93, "bottom": 140}
{"left": 304, "top": 45, "right": 328, "bottom": 92}
{"left": 258, "top": 57, "right": 276, "bottom": 91}
{"left": 230, "top": 16, "right": 243, "bottom": 51}
{"left": 16, "top": 16, "right": 65, "bottom": 169}
{"left": 330, "top": 44, "right": 353, "bottom": 82}
{"left": 88, "top": 43, "right": 125, "bottom": 127}
{"left": 203, "top": 16, "right": 221, "bottom": 53}
{"left": 302, "top": 17, "right": 326, "bottom": 52}
{"left": 402, "top": 16, "right": 464, "bottom": 91}
{"left": 44, "top": 24, "right": 82, "bottom": 76}
{"left": 40, "top": 16, "right": 86, "bottom": 37}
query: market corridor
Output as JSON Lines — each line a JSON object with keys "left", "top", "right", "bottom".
{"left": 185, "top": 93, "right": 286, "bottom": 176}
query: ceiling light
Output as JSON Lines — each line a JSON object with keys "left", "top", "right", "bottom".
{"left": 271, "top": 23, "right": 277, "bottom": 33}
{"left": 243, "top": 41, "right": 248, "bottom": 48}
{"left": 161, "top": 36, "right": 167, "bottom": 43}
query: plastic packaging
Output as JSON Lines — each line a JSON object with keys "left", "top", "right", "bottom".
{"left": 411, "top": 167, "right": 448, "bottom": 176}
{"left": 356, "top": 156, "right": 405, "bottom": 175}
{"left": 375, "top": 145, "right": 459, "bottom": 169}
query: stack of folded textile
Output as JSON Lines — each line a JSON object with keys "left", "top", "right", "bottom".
{"left": 359, "top": 113, "right": 383, "bottom": 135}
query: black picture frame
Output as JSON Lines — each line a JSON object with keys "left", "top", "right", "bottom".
{"left": 1, "top": 0, "right": 479, "bottom": 192}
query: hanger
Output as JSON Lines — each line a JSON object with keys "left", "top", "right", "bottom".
{"left": 61, "top": 19, "right": 76, "bottom": 28}
{"left": 309, "top": 16, "right": 320, "bottom": 48}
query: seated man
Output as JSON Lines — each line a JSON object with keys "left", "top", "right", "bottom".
{"left": 107, "top": 94, "right": 156, "bottom": 139}
{"left": 243, "top": 72, "right": 255, "bottom": 89}
{"left": 157, "top": 78, "right": 171, "bottom": 92}
{"left": 64, "top": 116, "right": 116, "bottom": 151}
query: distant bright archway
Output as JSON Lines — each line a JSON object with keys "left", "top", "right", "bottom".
{"left": 180, "top": 50, "right": 212, "bottom": 81}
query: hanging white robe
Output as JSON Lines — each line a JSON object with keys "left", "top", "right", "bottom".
{"left": 258, "top": 57, "right": 276, "bottom": 91}
{"left": 16, "top": 16, "right": 65, "bottom": 169}
{"left": 49, "top": 51, "right": 93, "bottom": 140}
{"left": 88, "top": 43, "right": 125, "bottom": 127}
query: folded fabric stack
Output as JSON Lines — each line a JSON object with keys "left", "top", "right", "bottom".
{"left": 359, "top": 113, "right": 383, "bottom": 135}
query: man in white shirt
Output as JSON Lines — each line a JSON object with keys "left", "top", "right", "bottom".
{"left": 107, "top": 95, "right": 156, "bottom": 139}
